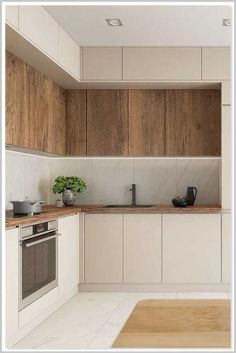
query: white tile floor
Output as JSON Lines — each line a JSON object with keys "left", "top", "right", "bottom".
{"left": 13, "top": 291, "right": 231, "bottom": 350}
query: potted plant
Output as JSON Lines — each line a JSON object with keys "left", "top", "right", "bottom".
{"left": 52, "top": 176, "right": 86, "bottom": 206}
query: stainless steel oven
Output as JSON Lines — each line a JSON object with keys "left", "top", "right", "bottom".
{"left": 19, "top": 220, "right": 59, "bottom": 311}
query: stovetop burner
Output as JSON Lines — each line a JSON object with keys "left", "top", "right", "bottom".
{"left": 6, "top": 210, "right": 47, "bottom": 219}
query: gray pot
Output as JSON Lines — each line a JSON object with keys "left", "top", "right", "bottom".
{"left": 62, "top": 189, "right": 77, "bottom": 206}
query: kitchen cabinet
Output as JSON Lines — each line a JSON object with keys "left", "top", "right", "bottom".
{"left": 165, "top": 89, "right": 221, "bottom": 156}
{"left": 58, "top": 215, "right": 78, "bottom": 298}
{"left": 163, "top": 214, "right": 221, "bottom": 283}
{"left": 58, "top": 26, "right": 79, "bottom": 79}
{"left": 5, "top": 5, "right": 19, "bottom": 29}
{"left": 87, "top": 90, "right": 128, "bottom": 156}
{"left": 82, "top": 47, "right": 122, "bottom": 80}
{"left": 202, "top": 47, "right": 231, "bottom": 80}
{"left": 19, "top": 5, "right": 58, "bottom": 61}
{"left": 124, "top": 214, "right": 162, "bottom": 283}
{"left": 85, "top": 214, "right": 123, "bottom": 283}
{"left": 222, "top": 214, "right": 231, "bottom": 283}
{"left": 221, "top": 81, "right": 231, "bottom": 105}
{"left": 5, "top": 227, "right": 19, "bottom": 341}
{"left": 129, "top": 90, "right": 165, "bottom": 156}
{"left": 221, "top": 106, "right": 232, "bottom": 209}
{"left": 65, "top": 90, "right": 87, "bottom": 156}
{"left": 123, "top": 47, "right": 201, "bottom": 80}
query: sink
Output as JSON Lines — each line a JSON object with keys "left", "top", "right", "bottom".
{"left": 105, "top": 205, "right": 153, "bottom": 208}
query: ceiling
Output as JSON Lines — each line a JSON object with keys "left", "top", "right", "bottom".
{"left": 44, "top": 5, "right": 232, "bottom": 47}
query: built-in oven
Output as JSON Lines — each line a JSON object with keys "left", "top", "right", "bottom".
{"left": 19, "top": 220, "right": 60, "bottom": 311}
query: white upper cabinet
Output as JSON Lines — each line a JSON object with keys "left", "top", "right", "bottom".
{"left": 202, "top": 47, "right": 231, "bottom": 80}
{"left": 82, "top": 47, "right": 122, "bottom": 80}
{"left": 19, "top": 6, "right": 58, "bottom": 61}
{"left": 5, "top": 5, "right": 19, "bottom": 29}
{"left": 123, "top": 47, "right": 201, "bottom": 80}
{"left": 58, "top": 26, "right": 80, "bottom": 79}
{"left": 6, "top": 228, "right": 19, "bottom": 341}
{"left": 124, "top": 214, "right": 162, "bottom": 283}
{"left": 163, "top": 214, "right": 221, "bottom": 283}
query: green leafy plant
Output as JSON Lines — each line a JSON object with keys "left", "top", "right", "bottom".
{"left": 52, "top": 176, "right": 86, "bottom": 194}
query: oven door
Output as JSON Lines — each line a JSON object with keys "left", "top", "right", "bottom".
{"left": 19, "top": 230, "right": 59, "bottom": 311}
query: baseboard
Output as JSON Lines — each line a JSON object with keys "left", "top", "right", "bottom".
{"left": 78, "top": 283, "right": 230, "bottom": 292}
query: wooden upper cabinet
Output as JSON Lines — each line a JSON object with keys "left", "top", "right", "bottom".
{"left": 202, "top": 47, "right": 231, "bottom": 80}
{"left": 65, "top": 90, "right": 86, "bottom": 156}
{"left": 123, "top": 47, "right": 201, "bottom": 80}
{"left": 82, "top": 47, "right": 122, "bottom": 80}
{"left": 87, "top": 90, "right": 128, "bottom": 156}
{"left": 129, "top": 90, "right": 165, "bottom": 156}
{"left": 19, "top": 6, "right": 58, "bottom": 61}
{"left": 166, "top": 89, "right": 221, "bottom": 156}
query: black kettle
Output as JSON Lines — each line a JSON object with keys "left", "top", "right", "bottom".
{"left": 186, "top": 186, "right": 197, "bottom": 206}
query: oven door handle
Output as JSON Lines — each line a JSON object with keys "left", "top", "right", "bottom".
{"left": 23, "top": 233, "right": 61, "bottom": 247}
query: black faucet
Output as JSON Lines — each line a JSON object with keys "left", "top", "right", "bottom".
{"left": 129, "top": 184, "right": 136, "bottom": 206}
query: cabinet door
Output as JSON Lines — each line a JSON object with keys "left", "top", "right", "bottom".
{"left": 6, "top": 5, "right": 19, "bottom": 29}
{"left": 87, "top": 90, "right": 128, "bottom": 156}
{"left": 163, "top": 214, "right": 221, "bottom": 283}
{"left": 58, "top": 215, "right": 78, "bottom": 298}
{"left": 6, "top": 228, "right": 19, "bottom": 340}
{"left": 19, "top": 5, "right": 58, "bottom": 60}
{"left": 222, "top": 214, "right": 231, "bottom": 283}
{"left": 165, "top": 89, "right": 221, "bottom": 156}
{"left": 85, "top": 214, "right": 123, "bottom": 283}
{"left": 58, "top": 26, "right": 79, "bottom": 78}
{"left": 123, "top": 47, "right": 201, "bottom": 80}
{"left": 129, "top": 90, "right": 165, "bottom": 156}
{"left": 202, "top": 47, "right": 231, "bottom": 80}
{"left": 82, "top": 47, "right": 122, "bottom": 80}
{"left": 124, "top": 214, "right": 162, "bottom": 283}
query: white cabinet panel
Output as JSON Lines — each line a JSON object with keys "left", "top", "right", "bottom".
{"left": 82, "top": 47, "right": 122, "bottom": 80}
{"left": 222, "top": 214, "right": 231, "bottom": 283}
{"left": 123, "top": 47, "right": 201, "bottom": 80}
{"left": 58, "top": 215, "right": 78, "bottom": 298}
{"left": 221, "top": 106, "right": 232, "bottom": 209}
{"left": 6, "top": 228, "right": 19, "bottom": 339}
{"left": 85, "top": 214, "right": 123, "bottom": 283}
{"left": 58, "top": 26, "right": 79, "bottom": 78}
{"left": 124, "top": 214, "right": 162, "bottom": 283}
{"left": 221, "top": 81, "right": 231, "bottom": 105}
{"left": 19, "top": 5, "right": 58, "bottom": 60}
{"left": 202, "top": 47, "right": 231, "bottom": 80}
{"left": 163, "top": 214, "right": 221, "bottom": 283}
{"left": 6, "top": 5, "right": 18, "bottom": 29}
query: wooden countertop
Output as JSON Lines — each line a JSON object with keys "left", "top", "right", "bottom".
{"left": 5, "top": 204, "right": 228, "bottom": 229}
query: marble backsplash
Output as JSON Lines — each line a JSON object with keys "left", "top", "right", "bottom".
{"left": 5, "top": 151, "right": 220, "bottom": 209}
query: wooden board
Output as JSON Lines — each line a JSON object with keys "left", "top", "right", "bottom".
{"left": 166, "top": 89, "right": 221, "bottom": 156}
{"left": 65, "top": 90, "right": 86, "bottom": 156}
{"left": 129, "top": 90, "right": 165, "bottom": 156}
{"left": 6, "top": 51, "right": 66, "bottom": 155}
{"left": 113, "top": 299, "right": 230, "bottom": 348}
{"left": 87, "top": 90, "right": 128, "bottom": 156}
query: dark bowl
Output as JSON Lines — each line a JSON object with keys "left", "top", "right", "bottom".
{"left": 172, "top": 198, "right": 188, "bottom": 208}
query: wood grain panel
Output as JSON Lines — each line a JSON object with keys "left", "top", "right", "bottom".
{"left": 65, "top": 90, "right": 86, "bottom": 156}
{"left": 87, "top": 90, "right": 128, "bottom": 156}
{"left": 6, "top": 51, "right": 66, "bottom": 155}
{"left": 129, "top": 90, "right": 165, "bottom": 156}
{"left": 113, "top": 299, "right": 230, "bottom": 348}
{"left": 166, "top": 90, "right": 221, "bottom": 156}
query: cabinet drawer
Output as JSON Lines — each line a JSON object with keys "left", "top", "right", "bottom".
{"left": 202, "top": 47, "right": 231, "bottom": 80}
{"left": 123, "top": 47, "right": 201, "bottom": 80}
{"left": 82, "top": 47, "right": 122, "bottom": 80}
{"left": 19, "top": 5, "right": 58, "bottom": 60}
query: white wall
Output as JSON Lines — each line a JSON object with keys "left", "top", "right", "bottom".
{"left": 5, "top": 152, "right": 220, "bottom": 208}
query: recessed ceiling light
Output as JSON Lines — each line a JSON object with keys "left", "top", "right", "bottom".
{"left": 222, "top": 18, "right": 231, "bottom": 27}
{"left": 105, "top": 18, "right": 123, "bottom": 27}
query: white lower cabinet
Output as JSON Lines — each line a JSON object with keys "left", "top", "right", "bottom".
{"left": 85, "top": 214, "right": 123, "bottom": 283}
{"left": 163, "top": 214, "right": 221, "bottom": 283}
{"left": 58, "top": 215, "right": 79, "bottom": 298}
{"left": 6, "top": 228, "right": 19, "bottom": 341}
{"left": 124, "top": 214, "right": 162, "bottom": 283}
{"left": 222, "top": 214, "right": 231, "bottom": 283}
